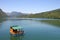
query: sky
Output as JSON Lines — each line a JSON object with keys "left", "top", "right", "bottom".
{"left": 0, "top": 0, "right": 60, "bottom": 13}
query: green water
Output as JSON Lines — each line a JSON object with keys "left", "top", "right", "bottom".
{"left": 0, "top": 18, "right": 60, "bottom": 40}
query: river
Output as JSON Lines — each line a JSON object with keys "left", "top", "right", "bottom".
{"left": 0, "top": 18, "right": 60, "bottom": 40}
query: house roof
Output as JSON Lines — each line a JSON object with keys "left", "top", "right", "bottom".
{"left": 12, "top": 25, "right": 23, "bottom": 30}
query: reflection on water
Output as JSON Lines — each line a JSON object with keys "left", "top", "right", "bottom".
{"left": 0, "top": 19, "right": 7, "bottom": 23}
{"left": 0, "top": 19, "right": 7, "bottom": 28}
{"left": 0, "top": 18, "right": 60, "bottom": 40}
{"left": 40, "top": 20, "right": 60, "bottom": 27}
{"left": 10, "top": 34, "right": 24, "bottom": 40}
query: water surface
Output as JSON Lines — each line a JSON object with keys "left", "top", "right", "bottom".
{"left": 0, "top": 18, "right": 60, "bottom": 40}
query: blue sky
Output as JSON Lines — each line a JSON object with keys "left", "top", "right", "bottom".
{"left": 0, "top": 0, "right": 60, "bottom": 13}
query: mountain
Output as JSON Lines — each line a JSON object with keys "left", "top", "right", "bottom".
{"left": 0, "top": 9, "right": 7, "bottom": 18}
{"left": 8, "top": 11, "right": 27, "bottom": 18}
{"left": 8, "top": 11, "right": 27, "bottom": 17}
{"left": 27, "top": 8, "right": 60, "bottom": 19}
{"left": 0, "top": 8, "right": 60, "bottom": 19}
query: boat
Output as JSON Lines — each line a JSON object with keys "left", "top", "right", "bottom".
{"left": 10, "top": 25, "right": 24, "bottom": 36}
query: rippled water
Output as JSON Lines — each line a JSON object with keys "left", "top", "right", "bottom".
{"left": 0, "top": 18, "right": 60, "bottom": 40}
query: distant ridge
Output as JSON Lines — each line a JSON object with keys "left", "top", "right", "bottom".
{"left": 8, "top": 11, "right": 27, "bottom": 17}
{"left": 0, "top": 8, "right": 60, "bottom": 19}
{"left": 26, "top": 8, "right": 60, "bottom": 19}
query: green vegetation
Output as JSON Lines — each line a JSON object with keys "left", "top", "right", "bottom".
{"left": 0, "top": 8, "right": 60, "bottom": 19}
{"left": 24, "top": 9, "right": 60, "bottom": 19}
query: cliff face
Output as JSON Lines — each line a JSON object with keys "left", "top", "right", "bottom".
{"left": 0, "top": 9, "right": 7, "bottom": 18}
